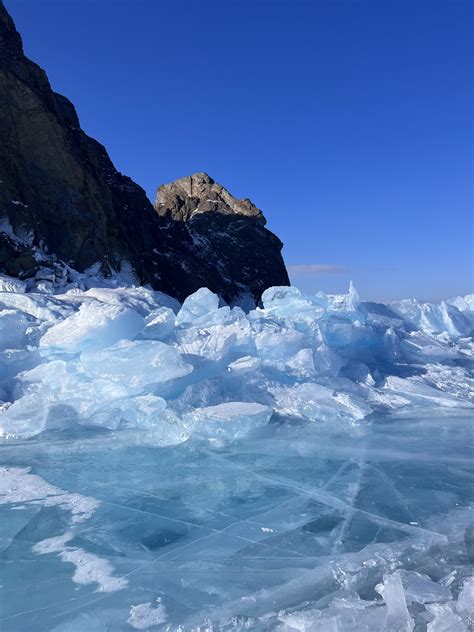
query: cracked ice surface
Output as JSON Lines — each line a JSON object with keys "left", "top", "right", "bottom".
{"left": 0, "top": 275, "right": 473, "bottom": 630}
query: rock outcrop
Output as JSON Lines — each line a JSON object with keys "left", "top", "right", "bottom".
{"left": 0, "top": 1, "right": 289, "bottom": 304}
{"left": 156, "top": 172, "right": 265, "bottom": 224}
{"left": 154, "top": 172, "right": 289, "bottom": 305}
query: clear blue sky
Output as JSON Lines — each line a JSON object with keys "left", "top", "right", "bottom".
{"left": 7, "top": 0, "right": 473, "bottom": 301}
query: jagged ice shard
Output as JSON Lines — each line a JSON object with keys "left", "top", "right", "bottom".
{"left": 0, "top": 275, "right": 473, "bottom": 631}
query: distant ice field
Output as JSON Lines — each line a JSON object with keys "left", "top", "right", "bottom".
{"left": 0, "top": 272, "right": 472, "bottom": 630}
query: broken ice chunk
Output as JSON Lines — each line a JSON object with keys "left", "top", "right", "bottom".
{"left": 426, "top": 603, "right": 467, "bottom": 632}
{"left": 399, "top": 570, "right": 452, "bottom": 605}
{"left": 80, "top": 394, "right": 168, "bottom": 431}
{"left": 260, "top": 285, "right": 325, "bottom": 320}
{"left": 176, "top": 324, "right": 238, "bottom": 360}
{"left": 285, "top": 348, "right": 316, "bottom": 378}
{"left": 376, "top": 571, "right": 415, "bottom": 631}
{"left": 345, "top": 280, "right": 360, "bottom": 311}
{"left": 142, "top": 306, "right": 176, "bottom": 340}
{"left": 391, "top": 299, "right": 472, "bottom": 337}
{"left": 4, "top": 353, "right": 181, "bottom": 436}
{"left": 255, "top": 328, "right": 305, "bottom": 362}
{"left": 0, "top": 393, "right": 48, "bottom": 438}
{"left": 176, "top": 287, "right": 219, "bottom": 326}
{"left": 319, "top": 281, "right": 360, "bottom": 313}
{"left": 313, "top": 343, "right": 345, "bottom": 377}
{"left": 227, "top": 355, "right": 261, "bottom": 375}
{"left": 383, "top": 376, "right": 473, "bottom": 409}
{"left": 140, "top": 409, "right": 193, "bottom": 446}
{"left": 40, "top": 301, "right": 144, "bottom": 353}
{"left": 261, "top": 286, "right": 305, "bottom": 307}
{"left": 343, "top": 361, "right": 375, "bottom": 385}
{"left": 0, "top": 309, "right": 32, "bottom": 350}
{"left": 320, "top": 318, "right": 355, "bottom": 348}
{"left": 456, "top": 576, "right": 474, "bottom": 618}
{"left": 117, "top": 394, "right": 168, "bottom": 428}
{"left": 448, "top": 293, "right": 474, "bottom": 313}
{"left": 270, "top": 382, "right": 371, "bottom": 422}
{"left": 80, "top": 339, "right": 192, "bottom": 394}
{"left": 184, "top": 401, "right": 273, "bottom": 443}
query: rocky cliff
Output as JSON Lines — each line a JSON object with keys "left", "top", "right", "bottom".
{"left": 0, "top": 1, "right": 289, "bottom": 304}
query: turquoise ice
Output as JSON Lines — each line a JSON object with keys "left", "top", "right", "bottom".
{"left": 0, "top": 274, "right": 473, "bottom": 630}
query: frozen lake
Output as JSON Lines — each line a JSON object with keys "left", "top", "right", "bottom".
{"left": 0, "top": 277, "right": 473, "bottom": 629}
{"left": 1, "top": 409, "right": 473, "bottom": 631}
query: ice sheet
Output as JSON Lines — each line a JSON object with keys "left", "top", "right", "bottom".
{"left": 0, "top": 277, "right": 472, "bottom": 630}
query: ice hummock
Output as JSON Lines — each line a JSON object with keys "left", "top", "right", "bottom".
{"left": 1, "top": 276, "right": 471, "bottom": 439}
{"left": 184, "top": 401, "right": 273, "bottom": 445}
{"left": 0, "top": 272, "right": 473, "bottom": 630}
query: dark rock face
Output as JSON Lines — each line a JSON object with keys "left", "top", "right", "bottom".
{"left": 155, "top": 173, "right": 289, "bottom": 304}
{"left": 0, "top": 1, "right": 289, "bottom": 304}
